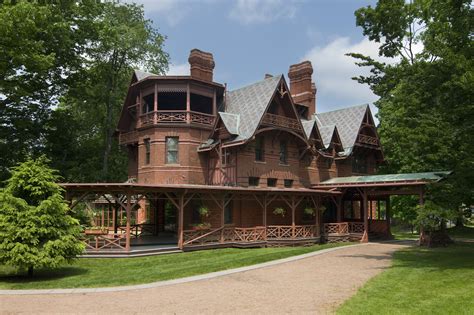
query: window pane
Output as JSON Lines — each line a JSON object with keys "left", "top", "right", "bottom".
{"left": 166, "top": 137, "right": 178, "bottom": 150}
{"left": 167, "top": 151, "right": 178, "bottom": 164}
{"left": 224, "top": 200, "right": 233, "bottom": 224}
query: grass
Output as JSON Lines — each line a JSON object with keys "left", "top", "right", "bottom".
{"left": 446, "top": 225, "right": 474, "bottom": 239}
{"left": 391, "top": 225, "right": 419, "bottom": 240}
{"left": 391, "top": 224, "right": 474, "bottom": 241}
{"left": 337, "top": 241, "right": 474, "bottom": 315}
{"left": 0, "top": 242, "right": 350, "bottom": 290}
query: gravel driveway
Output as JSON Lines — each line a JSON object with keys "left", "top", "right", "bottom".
{"left": 0, "top": 242, "right": 410, "bottom": 314}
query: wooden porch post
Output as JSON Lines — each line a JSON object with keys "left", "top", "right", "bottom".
{"left": 291, "top": 195, "right": 296, "bottom": 238}
{"left": 178, "top": 193, "right": 185, "bottom": 249}
{"left": 263, "top": 194, "right": 267, "bottom": 240}
{"left": 386, "top": 197, "right": 392, "bottom": 238}
{"left": 125, "top": 192, "right": 132, "bottom": 251}
{"left": 336, "top": 196, "right": 342, "bottom": 222}
{"left": 220, "top": 194, "right": 225, "bottom": 243}
{"left": 418, "top": 187, "right": 425, "bottom": 245}
{"left": 361, "top": 189, "right": 369, "bottom": 243}
{"left": 153, "top": 83, "right": 158, "bottom": 123}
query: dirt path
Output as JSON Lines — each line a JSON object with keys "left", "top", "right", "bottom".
{"left": 0, "top": 242, "right": 409, "bottom": 314}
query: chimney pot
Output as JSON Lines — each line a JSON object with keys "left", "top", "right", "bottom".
{"left": 188, "top": 49, "right": 215, "bottom": 82}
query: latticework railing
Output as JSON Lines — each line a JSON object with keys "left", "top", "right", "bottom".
{"left": 234, "top": 227, "right": 266, "bottom": 242}
{"left": 348, "top": 222, "right": 365, "bottom": 233}
{"left": 324, "top": 223, "right": 349, "bottom": 235}
{"left": 137, "top": 110, "right": 215, "bottom": 127}
{"left": 261, "top": 113, "right": 302, "bottom": 131}
{"left": 266, "top": 225, "right": 317, "bottom": 239}
{"left": 358, "top": 134, "right": 378, "bottom": 146}
{"left": 82, "top": 233, "right": 126, "bottom": 251}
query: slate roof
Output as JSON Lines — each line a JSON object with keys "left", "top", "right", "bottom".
{"left": 219, "top": 112, "right": 240, "bottom": 135}
{"left": 134, "top": 70, "right": 156, "bottom": 81}
{"left": 314, "top": 104, "right": 369, "bottom": 154}
{"left": 317, "top": 124, "right": 337, "bottom": 148}
{"left": 301, "top": 119, "right": 316, "bottom": 139}
{"left": 224, "top": 75, "right": 282, "bottom": 141}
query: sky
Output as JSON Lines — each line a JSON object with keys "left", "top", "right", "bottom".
{"left": 130, "top": 0, "right": 383, "bottom": 114}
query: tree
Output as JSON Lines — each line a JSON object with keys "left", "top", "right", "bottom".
{"left": 349, "top": 0, "right": 474, "bottom": 225}
{"left": 45, "top": 2, "right": 169, "bottom": 182}
{"left": 0, "top": 156, "right": 83, "bottom": 276}
{"left": 0, "top": 1, "right": 101, "bottom": 181}
{"left": 1, "top": 1, "right": 169, "bottom": 183}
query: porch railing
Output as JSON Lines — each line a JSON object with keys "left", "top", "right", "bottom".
{"left": 324, "top": 223, "right": 349, "bottom": 235}
{"left": 261, "top": 113, "right": 302, "bottom": 132}
{"left": 348, "top": 222, "right": 365, "bottom": 233}
{"left": 137, "top": 110, "right": 215, "bottom": 128}
{"left": 183, "top": 225, "right": 317, "bottom": 247}
{"left": 82, "top": 233, "right": 126, "bottom": 251}
{"left": 324, "top": 222, "right": 366, "bottom": 235}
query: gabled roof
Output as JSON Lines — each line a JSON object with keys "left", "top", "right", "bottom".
{"left": 225, "top": 75, "right": 282, "bottom": 142}
{"left": 318, "top": 124, "right": 336, "bottom": 148}
{"left": 219, "top": 112, "right": 240, "bottom": 135}
{"left": 316, "top": 104, "right": 369, "bottom": 153}
{"left": 134, "top": 69, "right": 156, "bottom": 81}
{"left": 301, "top": 119, "right": 316, "bottom": 139}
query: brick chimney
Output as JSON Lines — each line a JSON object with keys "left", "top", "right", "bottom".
{"left": 288, "top": 61, "right": 316, "bottom": 118}
{"left": 188, "top": 49, "right": 215, "bottom": 82}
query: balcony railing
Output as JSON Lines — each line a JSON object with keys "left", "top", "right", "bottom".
{"left": 118, "top": 130, "right": 138, "bottom": 145}
{"left": 138, "top": 110, "right": 215, "bottom": 128}
{"left": 358, "top": 134, "right": 378, "bottom": 146}
{"left": 261, "top": 113, "right": 302, "bottom": 132}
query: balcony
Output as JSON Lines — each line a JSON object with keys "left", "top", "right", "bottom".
{"left": 261, "top": 113, "right": 302, "bottom": 132}
{"left": 358, "top": 134, "right": 378, "bottom": 146}
{"left": 138, "top": 110, "right": 215, "bottom": 128}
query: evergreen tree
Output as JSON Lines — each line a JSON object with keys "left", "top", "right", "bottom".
{"left": 0, "top": 156, "right": 83, "bottom": 276}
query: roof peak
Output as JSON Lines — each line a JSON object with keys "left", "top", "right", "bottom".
{"left": 317, "top": 103, "right": 368, "bottom": 115}
{"left": 229, "top": 74, "right": 282, "bottom": 93}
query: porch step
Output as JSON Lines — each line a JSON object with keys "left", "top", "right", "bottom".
{"left": 80, "top": 246, "right": 181, "bottom": 258}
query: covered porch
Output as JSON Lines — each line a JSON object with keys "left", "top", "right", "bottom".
{"left": 62, "top": 183, "right": 339, "bottom": 256}
{"left": 314, "top": 171, "right": 451, "bottom": 243}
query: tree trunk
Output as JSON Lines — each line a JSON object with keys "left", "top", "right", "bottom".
{"left": 27, "top": 266, "right": 33, "bottom": 277}
{"left": 455, "top": 216, "right": 464, "bottom": 228}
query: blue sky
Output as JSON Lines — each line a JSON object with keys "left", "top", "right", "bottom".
{"left": 132, "top": 0, "right": 383, "bottom": 114}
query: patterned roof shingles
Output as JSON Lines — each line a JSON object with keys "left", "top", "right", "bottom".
{"left": 316, "top": 104, "right": 368, "bottom": 152}
{"left": 225, "top": 75, "right": 282, "bottom": 141}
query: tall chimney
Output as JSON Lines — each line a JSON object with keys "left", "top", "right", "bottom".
{"left": 188, "top": 49, "right": 215, "bottom": 82}
{"left": 288, "top": 61, "right": 316, "bottom": 118}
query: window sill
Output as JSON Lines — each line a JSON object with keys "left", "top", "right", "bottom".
{"left": 254, "top": 161, "right": 266, "bottom": 164}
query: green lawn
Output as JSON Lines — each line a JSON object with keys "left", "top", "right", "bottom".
{"left": 0, "top": 243, "right": 349, "bottom": 290}
{"left": 391, "top": 225, "right": 474, "bottom": 241}
{"left": 446, "top": 225, "right": 474, "bottom": 239}
{"left": 337, "top": 241, "right": 474, "bottom": 315}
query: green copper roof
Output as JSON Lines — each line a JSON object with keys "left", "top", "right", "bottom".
{"left": 318, "top": 171, "right": 452, "bottom": 185}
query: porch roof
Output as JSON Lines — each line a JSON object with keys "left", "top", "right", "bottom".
{"left": 60, "top": 183, "right": 340, "bottom": 195}
{"left": 312, "top": 171, "right": 451, "bottom": 189}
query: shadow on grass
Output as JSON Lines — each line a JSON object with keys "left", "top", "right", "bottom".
{"left": 0, "top": 266, "right": 88, "bottom": 284}
{"left": 391, "top": 242, "right": 474, "bottom": 271}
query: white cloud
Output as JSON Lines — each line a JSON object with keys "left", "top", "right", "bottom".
{"left": 302, "top": 37, "right": 392, "bottom": 113}
{"left": 229, "top": 0, "right": 298, "bottom": 25}
{"left": 166, "top": 62, "right": 189, "bottom": 76}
